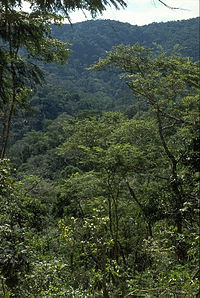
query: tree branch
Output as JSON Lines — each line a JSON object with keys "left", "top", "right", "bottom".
{"left": 158, "top": 0, "right": 188, "bottom": 10}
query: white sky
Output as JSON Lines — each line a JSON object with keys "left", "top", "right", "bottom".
{"left": 69, "top": 0, "right": 199, "bottom": 26}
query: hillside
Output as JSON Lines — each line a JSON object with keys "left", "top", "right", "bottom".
{"left": 53, "top": 18, "right": 199, "bottom": 63}
{"left": 3, "top": 16, "right": 200, "bottom": 297}
{"left": 12, "top": 17, "right": 199, "bottom": 139}
{"left": 1, "top": 0, "right": 200, "bottom": 295}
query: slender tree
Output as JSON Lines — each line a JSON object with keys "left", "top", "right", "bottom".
{"left": 0, "top": 0, "right": 127, "bottom": 157}
{"left": 89, "top": 43, "right": 200, "bottom": 238}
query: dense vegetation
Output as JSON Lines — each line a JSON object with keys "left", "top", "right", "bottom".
{"left": 11, "top": 17, "right": 199, "bottom": 140}
{"left": 0, "top": 0, "right": 199, "bottom": 295}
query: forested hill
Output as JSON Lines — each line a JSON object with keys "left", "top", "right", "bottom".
{"left": 13, "top": 17, "right": 199, "bottom": 137}
{"left": 48, "top": 17, "right": 199, "bottom": 94}
{"left": 3, "top": 11, "right": 200, "bottom": 296}
{"left": 52, "top": 17, "right": 199, "bottom": 64}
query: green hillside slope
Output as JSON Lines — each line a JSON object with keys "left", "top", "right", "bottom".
{"left": 12, "top": 18, "right": 199, "bottom": 138}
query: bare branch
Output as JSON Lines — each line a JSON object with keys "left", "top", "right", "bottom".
{"left": 158, "top": 0, "right": 189, "bottom": 11}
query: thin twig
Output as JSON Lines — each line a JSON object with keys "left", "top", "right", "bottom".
{"left": 158, "top": 0, "right": 189, "bottom": 11}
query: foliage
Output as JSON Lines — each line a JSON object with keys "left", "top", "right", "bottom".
{"left": 9, "top": 18, "right": 200, "bottom": 139}
{"left": 89, "top": 43, "right": 200, "bottom": 232}
{"left": 0, "top": 0, "right": 127, "bottom": 157}
{"left": 0, "top": 7, "right": 70, "bottom": 158}
{"left": 56, "top": 47, "right": 199, "bottom": 295}
{"left": 0, "top": 4, "right": 199, "bottom": 294}
{"left": 0, "top": 159, "right": 48, "bottom": 296}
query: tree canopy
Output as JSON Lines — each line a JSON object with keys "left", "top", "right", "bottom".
{"left": 4, "top": 44, "right": 199, "bottom": 296}
{"left": 0, "top": 0, "right": 127, "bottom": 157}
{"left": 0, "top": 0, "right": 199, "bottom": 295}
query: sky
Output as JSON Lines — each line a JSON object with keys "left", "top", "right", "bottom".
{"left": 69, "top": 0, "right": 199, "bottom": 26}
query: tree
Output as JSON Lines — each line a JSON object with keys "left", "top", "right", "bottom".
{"left": 0, "top": 0, "right": 188, "bottom": 157}
{"left": 56, "top": 106, "right": 199, "bottom": 296}
{"left": 56, "top": 112, "right": 163, "bottom": 295}
{"left": 89, "top": 44, "right": 200, "bottom": 261}
{"left": 0, "top": 0, "right": 127, "bottom": 158}
{"left": 0, "top": 159, "right": 48, "bottom": 295}
{"left": 0, "top": 8, "right": 70, "bottom": 158}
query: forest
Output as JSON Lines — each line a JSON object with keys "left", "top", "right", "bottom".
{"left": 0, "top": 0, "right": 199, "bottom": 296}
